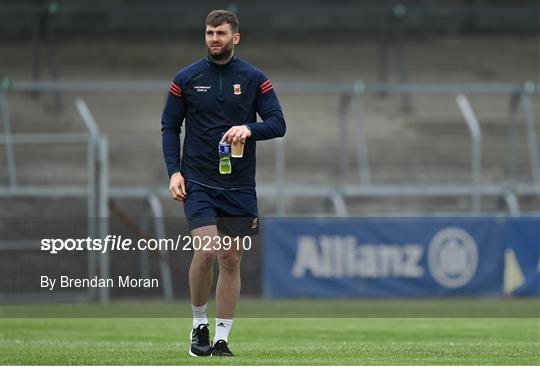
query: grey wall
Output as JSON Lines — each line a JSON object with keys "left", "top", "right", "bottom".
{"left": 1, "top": 0, "right": 539, "bottom": 40}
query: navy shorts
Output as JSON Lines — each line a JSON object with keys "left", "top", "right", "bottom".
{"left": 183, "top": 180, "right": 259, "bottom": 236}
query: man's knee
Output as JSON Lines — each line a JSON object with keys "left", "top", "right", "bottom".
{"left": 190, "top": 225, "right": 219, "bottom": 268}
{"left": 217, "top": 250, "right": 242, "bottom": 272}
{"left": 192, "top": 250, "right": 216, "bottom": 267}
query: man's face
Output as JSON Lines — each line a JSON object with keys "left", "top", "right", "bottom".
{"left": 205, "top": 23, "right": 240, "bottom": 61}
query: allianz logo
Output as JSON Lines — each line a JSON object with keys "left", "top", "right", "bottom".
{"left": 292, "top": 235, "right": 424, "bottom": 279}
{"left": 291, "top": 227, "right": 479, "bottom": 288}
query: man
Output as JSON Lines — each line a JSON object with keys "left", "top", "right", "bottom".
{"left": 161, "top": 10, "right": 286, "bottom": 357}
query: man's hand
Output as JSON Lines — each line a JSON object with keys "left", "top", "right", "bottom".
{"left": 169, "top": 172, "right": 187, "bottom": 201}
{"left": 222, "top": 125, "right": 251, "bottom": 144}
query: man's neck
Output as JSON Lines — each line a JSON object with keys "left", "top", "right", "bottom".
{"left": 208, "top": 53, "right": 234, "bottom": 65}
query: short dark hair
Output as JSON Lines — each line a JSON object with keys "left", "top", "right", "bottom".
{"left": 206, "top": 10, "right": 239, "bottom": 33}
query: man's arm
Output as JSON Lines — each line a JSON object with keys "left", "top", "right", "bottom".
{"left": 244, "top": 78, "right": 286, "bottom": 140}
{"left": 161, "top": 80, "right": 187, "bottom": 200}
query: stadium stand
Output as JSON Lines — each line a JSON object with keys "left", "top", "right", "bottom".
{"left": 1, "top": 1, "right": 538, "bottom": 300}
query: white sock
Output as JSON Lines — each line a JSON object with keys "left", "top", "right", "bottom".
{"left": 192, "top": 303, "right": 208, "bottom": 329}
{"left": 214, "top": 318, "right": 233, "bottom": 344}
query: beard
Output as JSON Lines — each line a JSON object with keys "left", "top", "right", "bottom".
{"left": 207, "top": 41, "right": 234, "bottom": 62}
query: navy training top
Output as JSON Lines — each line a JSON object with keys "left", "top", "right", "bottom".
{"left": 161, "top": 56, "right": 286, "bottom": 189}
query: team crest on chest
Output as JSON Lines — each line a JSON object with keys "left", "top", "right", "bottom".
{"left": 233, "top": 84, "right": 242, "bottom": 95}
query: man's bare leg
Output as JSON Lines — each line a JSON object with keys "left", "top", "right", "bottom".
{"left": 213, "top": 233, "right": 244, "bottom": 346}
{"left": 189, "top": 225, "right": 218, "bottom": 307}
{"left": 188, "top": 225, "right": 219, "bottom": 357}
{"left": 215, "top": 233, "right": 244, "bottom": 318}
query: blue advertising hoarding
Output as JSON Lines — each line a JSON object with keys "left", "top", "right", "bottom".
{"left": 504, "top": 217, "right": 540, "bottom": 296}
{"left": 262, "top": 217, "right": 539, "bottom": 298}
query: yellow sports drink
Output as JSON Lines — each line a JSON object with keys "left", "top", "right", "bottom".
{"left": 219, "top": 141, "right": 232, "bottom": 174}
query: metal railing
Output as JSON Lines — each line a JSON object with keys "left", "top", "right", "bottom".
{"left": 456, "top": 94, "right": 482, "bottom": 212}
{"left": 2, "top": 80, "right": 539, "bottom": 204}
{"left": 0, "top": 95, "right": 176, "bottom": 303}
{"left": 5, "top": 79, "right": 538, "bottom": 189}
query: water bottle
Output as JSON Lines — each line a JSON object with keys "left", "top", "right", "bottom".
{"left": 218, "top": 140, "right": 232, "bottom": 174}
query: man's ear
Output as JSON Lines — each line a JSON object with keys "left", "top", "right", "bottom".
{"left": 233, "top": 33, "right": 240, "bottom": 45}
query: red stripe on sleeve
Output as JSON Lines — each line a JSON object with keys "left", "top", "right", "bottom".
{"left": 260, "top": 80, "right": 271, "bottom": 89}
{"left": 169, "top": 81, "right": 182, "bottom": 96}
{"left": 169, "top": 86, "right": 181, "bottom": 96}
{"left": 261, "top": 85, "right": 273, "bottom": 94}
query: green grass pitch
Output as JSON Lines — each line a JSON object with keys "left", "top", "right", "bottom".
{"left": 1, "top": 300, "right": 539, "bottom": 365}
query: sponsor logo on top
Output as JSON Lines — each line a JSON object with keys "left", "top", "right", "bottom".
{"left": 194, "top": 85, "right": 211, "bottom": 92}
{"left": 290, "top": 227, "right": 478, "bottom": 289}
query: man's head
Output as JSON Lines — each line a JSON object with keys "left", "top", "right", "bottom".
{"left": 205, "top": 10, "right": 240, "bottom": 63}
